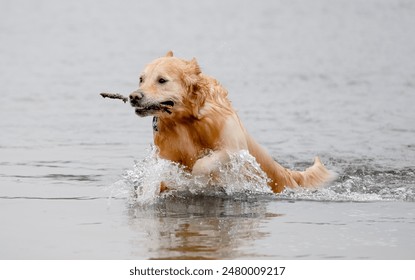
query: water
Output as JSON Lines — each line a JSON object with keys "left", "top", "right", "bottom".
{"left": 1, "top": 0, "right": 414, "bottom": 259}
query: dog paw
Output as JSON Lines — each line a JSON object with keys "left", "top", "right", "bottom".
{"left": 159, "top": 181, "right": 170, "bottom": 193}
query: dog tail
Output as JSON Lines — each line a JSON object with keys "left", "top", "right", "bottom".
{"left": 246, "top": 134, "right": 334, "bottom": 193}
{"left": 289, "top": 157, "right": 335, "bottom": 189}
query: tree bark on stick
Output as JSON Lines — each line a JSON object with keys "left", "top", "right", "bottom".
{"left": 100, "top": 92, "right": 129, "bottom": 103}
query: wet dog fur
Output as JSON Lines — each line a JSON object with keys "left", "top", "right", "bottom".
{"left": 129, "top": 51, "right": 332, "bottom": 193}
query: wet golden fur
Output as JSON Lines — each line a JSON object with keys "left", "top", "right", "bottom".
{"left": 129, "top": 51, "right": 332, "bottom": 193}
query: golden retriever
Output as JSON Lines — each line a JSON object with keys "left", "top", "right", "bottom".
{"left": 129, "top": 51, "right": 332, "bottom": 193}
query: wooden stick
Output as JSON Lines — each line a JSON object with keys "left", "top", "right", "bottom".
{"left": 100, "top": 92, "right": 172, "bottom": 114}
{"left": 100, "top": 92, "right": 129, "bottom": 103}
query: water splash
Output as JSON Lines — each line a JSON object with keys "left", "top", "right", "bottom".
{"left": 109, "top": 148, "right": 415, "bottom": 204}
{"left": 110, "top": 147, "right": 272, "bottom": 205}
{"left": 277, "top": 164, "right": 415, "bottom": 202}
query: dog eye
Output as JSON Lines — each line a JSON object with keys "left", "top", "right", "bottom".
{"left": 158, "top": 78, "right": 168, "bottom": 84}
{"left": 139, "top": 77, "right": 144, "bottom": 84}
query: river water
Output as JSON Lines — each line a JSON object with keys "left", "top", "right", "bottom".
{"left": 1, "top": 0, "right": 414, "bottom": 259}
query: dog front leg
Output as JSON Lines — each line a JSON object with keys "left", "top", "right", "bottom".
{"left": 191, "top": 150, "right": 230, "bottom": 183}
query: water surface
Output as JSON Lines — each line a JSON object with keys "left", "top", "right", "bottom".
{"left": 1, "top": 0, "right": 414, "bottom": 259}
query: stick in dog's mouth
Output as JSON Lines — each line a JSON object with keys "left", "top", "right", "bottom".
{"left": 132, "top": 101, "right": 174, "bottom": 115}
{"left": 100, "top": 92, "right": 174, "bottom": 114}
{"left": 100, "top": 92, "right": 128, "bottom": 103}
{"left": 159, "top": 100, "right": 174, "bottom": 114}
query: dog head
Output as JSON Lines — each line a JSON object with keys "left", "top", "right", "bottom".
{"left": 129, "top": 51, "right": 204, "bottom": 118}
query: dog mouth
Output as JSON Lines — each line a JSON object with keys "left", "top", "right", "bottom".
{"left": 132, "top": 100, "right": 175, "bottom": 116}
{"left": 159, "top": 100, "right": 175, "bottom": 108}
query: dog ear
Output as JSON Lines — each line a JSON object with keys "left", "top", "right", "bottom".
{"left": 165, "top": 50, "right": 174, "bottom": 57}
{"left": 189, "top": 58, "right": 201, "bottom": 75}
{"left": 183, "top": 58, "right": 205, "bottom": 119}
{"left": 183, "top": 58, "right": 201, "bottom": 85}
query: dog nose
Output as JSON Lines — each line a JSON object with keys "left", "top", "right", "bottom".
{"left": 129, "top": 91, "right": 144, "bottom": 105}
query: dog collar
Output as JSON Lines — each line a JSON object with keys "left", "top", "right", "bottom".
{"left": 152, "top": 116, "right": 158, "bottom": 132}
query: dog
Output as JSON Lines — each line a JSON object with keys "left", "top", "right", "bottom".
{"left": 129, "top": 51, "right": 332, "bottom": 193}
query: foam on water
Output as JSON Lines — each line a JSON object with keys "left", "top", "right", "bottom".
{"left": 110, "top": 147, "right": 415, "bottom": 204}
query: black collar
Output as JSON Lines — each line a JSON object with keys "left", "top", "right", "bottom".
{"left": 152, "top": 116, "right": 158, "bottom": 132}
